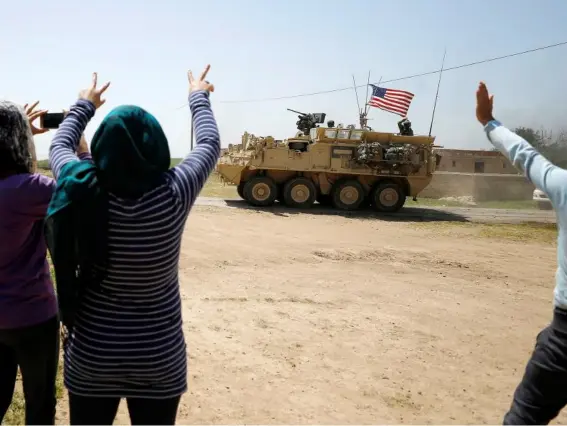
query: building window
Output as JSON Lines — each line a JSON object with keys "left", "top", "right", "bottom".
{"left": 474, "top": 161, "right": 485, "bottom": 173}
{"left": 452, "top": 160, "right": 456, "bottom": 167}
{"left": 502, "top": 162, "right": 506, "bottom": 168}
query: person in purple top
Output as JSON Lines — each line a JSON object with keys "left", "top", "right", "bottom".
{"left": 0, "top": 101, "right": 91, "bottom": 425}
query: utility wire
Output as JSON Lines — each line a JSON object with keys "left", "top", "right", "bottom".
{"left": 175, "top": 40, "right": 566, "bottom": 108}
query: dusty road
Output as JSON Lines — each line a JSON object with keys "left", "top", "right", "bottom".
{"left": 195, "top": 196, "right": 557, "bottom": 224}
{"left": 52, "top": 204, "right": 561, "bottom": 424}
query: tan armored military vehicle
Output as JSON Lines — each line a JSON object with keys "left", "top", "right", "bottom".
{"left": 217, "top": 111, "right": 438, "bottom": 212}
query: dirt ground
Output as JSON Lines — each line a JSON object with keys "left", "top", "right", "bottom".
{"left": 52, "top": 204, "right": 563, "bottom": 424}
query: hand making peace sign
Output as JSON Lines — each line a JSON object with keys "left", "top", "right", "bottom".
{"left": 188, "top": 64, "right": 214, "bottom": 93}
{"left": 79, "top": 73, "right": 111, "bottom": 109}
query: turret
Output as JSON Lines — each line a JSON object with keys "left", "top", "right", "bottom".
{"left": 286, "top": 109, "right": 326, "bottom": 136}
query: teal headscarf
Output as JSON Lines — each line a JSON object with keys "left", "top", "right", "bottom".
{"left": 45, "top": 105, "right": 171, "bottom": 328}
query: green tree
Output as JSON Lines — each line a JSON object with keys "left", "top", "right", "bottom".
{"left": 513, "top": 126, "right": 567, "bottom": 169}
{"left": 514, "top": 127, "right": 541, "bottom": 146}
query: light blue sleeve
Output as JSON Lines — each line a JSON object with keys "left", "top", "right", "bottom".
{"left": 484, "top": 120, "right": 567, "bottom": 206}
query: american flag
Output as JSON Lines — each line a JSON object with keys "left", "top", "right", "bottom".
{"left": 368, "top": 84, "right": 414, "bottom": 117}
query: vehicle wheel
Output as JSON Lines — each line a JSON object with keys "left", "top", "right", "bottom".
{"left": 283, "top": 177, "right": 317, "bottom": 208}
{"left": 372, "top": 182, "right": 406, "bottom": 212}
{"left": 237, "top": 182, "right": 246, "bottom": 200}
{"left": 331, "top": 179, "right": 365, "bottom": 211}
{"left": 537, "top": 201, "right": 553, "bottom": 211}
{"left": 243, "top": 176, "right": 278, "bottom": 206}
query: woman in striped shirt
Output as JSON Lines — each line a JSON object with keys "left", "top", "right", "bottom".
{"left": 46, "top": 66, "right": 220, "bottom": 425}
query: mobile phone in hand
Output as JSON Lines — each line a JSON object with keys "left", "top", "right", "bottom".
{"left": 40, "top": 112, "right": 65, "bottom": 129}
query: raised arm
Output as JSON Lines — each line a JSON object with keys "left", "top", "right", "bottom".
{"left": 168, "top": 65, "right": 221, "bottom": 209}
{"left": 48, "top": 100, "right": 95, "bottom": 179}
{"left": 48, "top": 72, "right": 110, "bottom": 180}
{"left": 477, "top": 81, "right": 567, "bottom": 207}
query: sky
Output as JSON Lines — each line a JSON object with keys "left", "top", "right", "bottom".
{"left": 1, "top": 0, "right": 566, "bottom": 159}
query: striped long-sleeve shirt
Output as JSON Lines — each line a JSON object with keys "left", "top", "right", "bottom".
{"left": 48, "top": 90, "right": 220, "bottom": 398}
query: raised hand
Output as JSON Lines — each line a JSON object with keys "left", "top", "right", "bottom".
{"left": 188, "top": 65, "right": 214, "bottom": 93}
{"left": 23, "top": 101, "right": 49, "bottom": 135}
{"left": 79, "top": 73, "right": 111, "bottom": 109}
{"left": 476, "top": 81, "right": 495, "bottom": 126}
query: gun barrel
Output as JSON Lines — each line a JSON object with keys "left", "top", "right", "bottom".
{"left": 287, "top": 108, "right": 306, "bottom": 116}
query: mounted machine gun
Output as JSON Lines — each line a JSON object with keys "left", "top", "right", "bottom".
{"left": 287, "top": 109, "right": 326, "bottom": 136}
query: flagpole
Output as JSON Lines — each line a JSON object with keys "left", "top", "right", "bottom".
{"left": 428, "top": 48, "right": 446, "bottom": 137}
{"left": 360, "top": 70, "right": 372, "bottom": 129}
{"left": 365, "top": 75, "right": 382, "bottom": 129}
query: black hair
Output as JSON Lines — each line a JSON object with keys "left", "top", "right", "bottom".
{"left": 0, "top": 101, "right": 33, "bottom": 177}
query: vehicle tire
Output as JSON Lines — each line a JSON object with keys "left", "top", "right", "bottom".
{"left": 283, "top": 177, "right": 317, "bottom": 208}
{"left": 237, "top": 182, "right": 246, "bottom": 200}
{"left": 537, "top": 201, "right": 553, "bottom": 211}
{"left": 331, "top": 179, "right": 365, "bottom": 211}
{"left": 243, "top": 176, "right": 278, "bottom": 207}
{"left": 372, "top": 182, "right": 406, "bottom": 212}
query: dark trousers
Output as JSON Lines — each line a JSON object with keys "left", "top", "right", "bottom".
{"left": 69, "top": 393, "right": 181, "bottom": 425}
{"left": 0, "top": 315, "right": 60, "bottom": 425}
{"left": 504, "top": 308, "right": 567, "bottom": 425}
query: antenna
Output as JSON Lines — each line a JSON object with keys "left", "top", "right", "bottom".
{"left": 352, "top": 74, "right": 362, "bottom": 117}
{"left": 363, "top": 70, "right": 371, "bottom": 116}
{"left": 428, "top": 48, "right": 447, "bottom": 137}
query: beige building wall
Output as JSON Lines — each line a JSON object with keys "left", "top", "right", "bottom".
{"left": 436, "top": 149, "right": 518, "bottom": 175}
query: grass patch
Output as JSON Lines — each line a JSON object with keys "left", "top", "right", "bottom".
{"left": 4, "top": 263, "right": 64, "bottom": 425}
{"left": 414, "top": 221, "right": 557, "bottom": 244}
{"left": 4, "top": 366, "right": 65, "bottom": 425}
{"left": 477, "top": 222, "right": 557, "bottom": 244}
{"left": 199, "top": 174, "right": 238, "bottom": 198}
{"left": 475, "top": 200, "right": 538, "bottom": 210}
{"left": 4, "top": 390, "right": 25, "bottom": 425}
{"left": 37, "top": 159, "right": 50, "bottom": 170}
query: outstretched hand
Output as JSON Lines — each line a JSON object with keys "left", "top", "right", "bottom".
{"left": 23, "top": 101, "right": 49, "bottom": 135}
{"left": 188, "top": 65, "right": 214, "bottom": 93}
{"left": 476, "top": 81, "right": 495, "bottom": 126}
{"left": 79, "top": 73, "right": 111, "bottom": 109}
